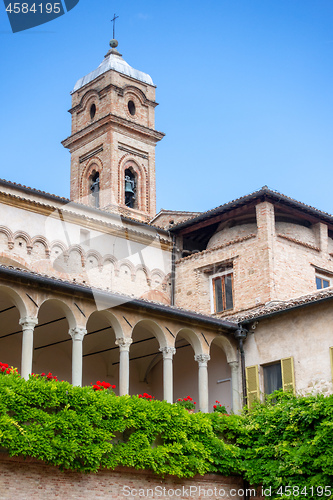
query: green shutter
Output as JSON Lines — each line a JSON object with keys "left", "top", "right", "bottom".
{"left": 281, "top": 357, "right": 295, "bottom": 393}
{"left": 246, "top": 365, "right": 260, "bottom": 408}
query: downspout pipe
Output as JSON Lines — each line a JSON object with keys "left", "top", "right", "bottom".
{"left": 234, "top": 326, "right": 248, "bottom": 407}
{"left": 170, "top": 234, "right": 176, "bottom": 306}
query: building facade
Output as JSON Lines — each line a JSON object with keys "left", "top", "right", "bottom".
{"left": 0, "top": 37, "right": 332, "bottom": 414}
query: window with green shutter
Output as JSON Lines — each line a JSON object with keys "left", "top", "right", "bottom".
{"left": 281, "top": 357, "right": 295, "bottom": 393}
{"left": 246, "top": 365, "right": 260, "bottom": 408}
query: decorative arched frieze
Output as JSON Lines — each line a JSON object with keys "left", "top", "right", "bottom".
{"left": 0, "top": 226, "right": 13, "bottom": 249}
{"left": 50, "top": 240, "right": 67, "bottom": 256}
{"left": 86, "top": 250, "right": 102, "bottom": 270}
{"left": 150, "top": 269, "right": 165, "bottom": 288}
{"left": 31, "top": 235, "right": 50, "bottom": 258}
{"left": 13, "top": 231, "right": 32, "bottom": 254}
{"left": 68, "top": 244, "right": 85, "bottom": 267}
{"left": 134, "top": 264, "right": 151, "bottom": 285}
{"left": 119, "top": 259, "right": 136, "bottom": 281}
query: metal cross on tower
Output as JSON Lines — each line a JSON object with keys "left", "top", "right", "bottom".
{"left": 111, "top": 13, "right": 119, "bottom": 39}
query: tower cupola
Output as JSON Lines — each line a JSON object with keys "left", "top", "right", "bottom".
{"left": 62, "top": 36, "right": 164, "bottom": 222}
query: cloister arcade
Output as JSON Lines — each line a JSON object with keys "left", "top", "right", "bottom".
{"left": 0, "top": 271, "right": 241, "bottom": 413}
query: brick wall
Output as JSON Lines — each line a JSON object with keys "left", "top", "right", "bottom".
{"left": 0, "top": 453, "right": 251, "bottom": 500}
{"left": 175, "top": 201, "right": 333, "bottom": 316}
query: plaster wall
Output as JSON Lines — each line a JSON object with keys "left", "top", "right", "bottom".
{"left": 244, "top": 300, "right": 333, "bottom": 396}
{"left": 0, "top": 201, "right": 171, "bottom": 303}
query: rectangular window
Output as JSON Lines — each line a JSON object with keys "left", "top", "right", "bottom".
{"left": 263, "top": 362, "right": 282, "bottom": 395}
{"left": 212, "top": 272, "right": 233, "bottom": 312}
{"left": 316, "top": 275, "right": 330, "bottom": 289}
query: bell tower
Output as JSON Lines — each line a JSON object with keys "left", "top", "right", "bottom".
{"left": 62, "top": 36, "right": 164, "bottom": 222}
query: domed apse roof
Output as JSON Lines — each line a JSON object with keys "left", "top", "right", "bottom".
{"left": 71, "top": 47, "right": 154, "bottom": 94}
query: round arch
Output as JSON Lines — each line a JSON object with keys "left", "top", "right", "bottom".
{"left": 175, "top": 327, "right": 204, "bottom": 357}
{"left": 210, "top": 334, "right": 238, "bottom": 363}
{"left": 0, "top": 285, "right": 29, "bottom": 318}
{"left": 38, "top": 298, "right": 77, "bottom": 330}
{"left": 118, "top": 156, "right": 147, "bottom": 211}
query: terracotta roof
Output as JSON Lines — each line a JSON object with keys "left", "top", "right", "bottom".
{"left": 227, "top": 287, "right": 333, "bottom": 323}
{"left": 169, "top": 186, "right": 333, "bottom": 231}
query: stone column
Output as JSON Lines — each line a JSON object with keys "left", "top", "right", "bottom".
{"left": 19, "top": 317, "right": 38, "bottom": 380}
{"left": 159, "top": 346, "right": 176, "bottom": 403}
{"left": 115, "top": 337, "right": 132, "bottom": 396}
{"left": 194, "top": 354, "right": 210, "bottom": 413}
{"left": 229, "top": 360, "right": 241, "bottom": 414}
{"left": 69, "top": 327, "right": 87, "bottom": 387}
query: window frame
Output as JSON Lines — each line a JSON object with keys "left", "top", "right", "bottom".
{"left": 210, "top": 268, "right": 234, "bottom": 314}
{"left": 315, "top": 273, "right": 331, "bottom": 290}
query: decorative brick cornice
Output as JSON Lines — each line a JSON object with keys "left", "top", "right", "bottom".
{"left": 277, "top": 233, "right": 320, "bottom": 252}
{"left": 176, "top": 234, "right": 256, "bottom": 264}
{"left": 62, "top": 113, "right": 165, "bottom": 150}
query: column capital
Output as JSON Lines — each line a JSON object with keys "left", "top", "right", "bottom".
{"left": 115, "top": 337, "right": 132, "bottom": 351}
{"left": 69, "top": 327, "right": 87, "bottom": 342}
{"left": 159, "top": 346, "right": 176, "bottom": 359}
{"left": 229, "top": 360, "right": 239, "bottom": 370}
{"left": 194, "top": 354, "right": 210, "bottom": 366}
{"left": 19, "top": 317, "right": 38, "bottom": 329}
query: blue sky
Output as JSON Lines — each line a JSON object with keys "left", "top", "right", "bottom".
{"left": 1, "top": 0, "right": 333, "bottom": 214}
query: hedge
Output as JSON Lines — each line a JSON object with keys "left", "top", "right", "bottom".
{"left": 0, "top": 369, "right": 333, "bottom": 499}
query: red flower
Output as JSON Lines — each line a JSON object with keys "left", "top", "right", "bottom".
{"left": 213, "top": 405, "right": 217, "bottom": 409}
{"left": 41, "top": 373, "right": 45, "bottom": 376}
{"left": 112, "top": 385, "right": 116, "bottom": 389}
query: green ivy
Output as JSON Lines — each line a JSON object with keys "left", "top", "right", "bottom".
{"left": 1, "top": 373, "right": 333, "bottom": 496}
{"left": 0, "top": 373, "right": 239, "bottom": 477}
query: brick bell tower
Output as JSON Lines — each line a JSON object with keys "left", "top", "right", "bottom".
{"left": 62, "top": 36, "right": 164, "bottom": 222}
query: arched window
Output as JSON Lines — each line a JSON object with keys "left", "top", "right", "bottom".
{"left": 90, "top": 171, "right": 100, "bottom": 208}
{"left": 124, "top": 168, "right": 137, "bottom": 209}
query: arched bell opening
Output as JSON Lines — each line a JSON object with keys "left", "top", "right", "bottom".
{"left": 34, "top": 299, "right": 73, "bottom": 382}
{"left": 129, "top": 319, "right": 165, "bottom": 399}
{"left": 82, "top": 311, "right": 118, "bottom": 389}
{"left": 89, "top": 170, "right": 100, "bottom": 208}
{"left": 124, "top": 168, "right": 137, "bottom": 209}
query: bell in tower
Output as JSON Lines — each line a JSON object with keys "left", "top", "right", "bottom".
{"left": 62, "top": 26, "right": 165, "bottom": 222}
